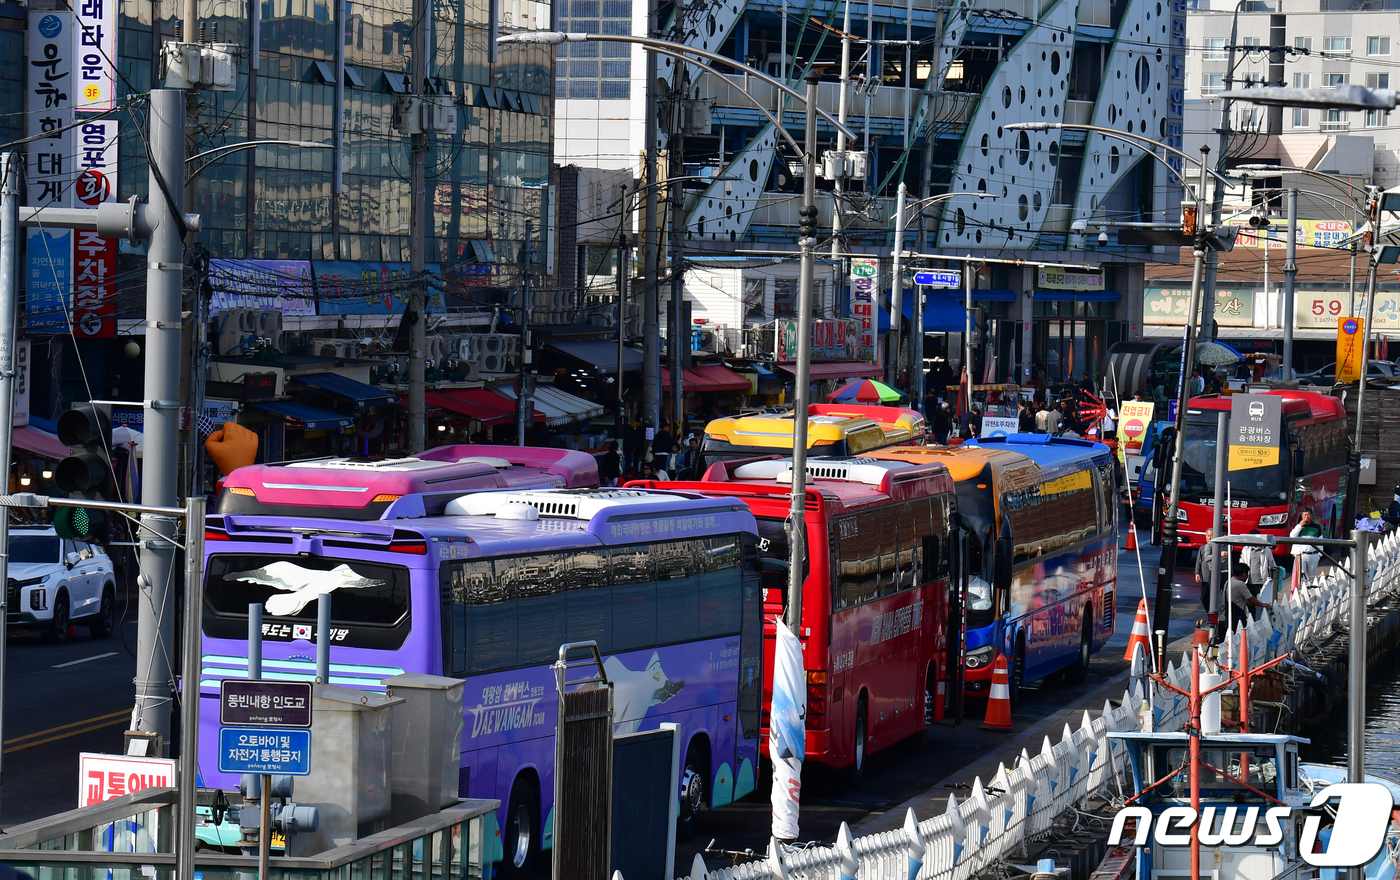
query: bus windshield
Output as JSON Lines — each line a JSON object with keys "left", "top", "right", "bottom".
{"left": 1181, "top": 418, "right": 1289, "bottom": 505}
{"left": 953, "top": 477, "right": 996, "bottom": 628}
{"left": 754, "top": 516, "right": 806, "bottom": 610}
{"left": 204, "top": 553, "right": 412, "bottom": 649}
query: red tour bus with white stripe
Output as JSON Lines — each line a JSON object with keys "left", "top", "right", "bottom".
{"left": 634, "top": 455, "right": 958, "bottom": 778}
{"left": 1168, "top": 390, "right": 1349, "bottom": 550}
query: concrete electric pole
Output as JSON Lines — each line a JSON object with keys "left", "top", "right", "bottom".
{"left": 406, "top": 0, "right": 431, "bottom": 453}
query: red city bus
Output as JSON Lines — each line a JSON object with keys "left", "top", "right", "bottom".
{"left": 635, "top": 455, "right": 958, "bottom": 778}
{"left": 1169, "top": 390, "right": 1349, "bottom": 550}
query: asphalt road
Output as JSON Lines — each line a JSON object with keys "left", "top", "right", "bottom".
{"left": 0, "top": 596, "right": 139, "bottom": 828}
{"left": 673, "top": 536, "right": 1203, "bottom": 874}
{"left": 0, "top": 530, "right": 1209, "bottom": 872}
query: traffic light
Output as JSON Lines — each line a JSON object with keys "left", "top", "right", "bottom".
{"left": 53, "top": 404, "right": 112, "bottom": 541}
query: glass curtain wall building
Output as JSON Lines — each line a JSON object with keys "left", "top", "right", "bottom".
{"left": 103, "top": 0, "right": 551, "bottom": 275}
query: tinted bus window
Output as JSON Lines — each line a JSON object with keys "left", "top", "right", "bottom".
{"left": 1002, "top": 471, "right": 1099, "bottom": 563}
{"left": 441, "top": 538, "right": 754, "bottom": 678}
{"left": 206, "top": 554, "right": 412, "bottom": 650}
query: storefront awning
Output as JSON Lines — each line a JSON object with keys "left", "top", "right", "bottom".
{"left": 492, "top": 385, "right": 605, "bottom": 427}
{"left": 660, "top": 364, "right": 751, "bottom": 392}
{"left": 13, "top": 426, "right": 69, "bottom": 460}
{"left": 548, "top": 340, "right": 644, "bottom": 375}
{"left": 877, "top": 291, "right": 968, "bottom": 333}
{"left": 291, "top": 372, "right": 399, "bottom": 408}
{"left": 252, "top": 401, "right": 355, "bottom": 430}
{"left": 1032, "top": 290, "right": 1122, "bottom": 302}
{"left": 416, "top": 390, "right": 539, "bottom": 426}
{"left": 778, "top": 361, "right": 882, "bottom": 381}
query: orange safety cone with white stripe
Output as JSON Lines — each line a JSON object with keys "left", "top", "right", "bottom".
{"left": 1124, "top": 598, "right": 1151, "bottom": 660}
{"left": 982, "top": 654, "right": 1014, "bottom": 731}
{"left": 1125, "top": 527, "right": 1138, "bottom": 552}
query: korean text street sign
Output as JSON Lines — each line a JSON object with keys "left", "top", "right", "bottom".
{"left": 79, "top": 753, "right": 175, "bottom": 807}
{"left": 220, "top": 680, "right": 312, "bottom": 727}
{"left": 1228, "top": 394, "right": 1282, "bottom": 471}
{"left": 218, "top": 727, "right": 312, "bottom": 775}
{"left": 1337, "top": 317, "right": 1365, "bottom": 384}
{"left": 914, "top": 270, "right": 961, "bottom": 288}
{"left": 979, "top": 416, "right": 1019, "bottom": 438}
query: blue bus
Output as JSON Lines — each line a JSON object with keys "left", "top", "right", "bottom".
{"left": 199, "top": 487, "right": 764, "bottom": 874}
{"left": 958, "top": 435, "right": 1118, "bottom": 703}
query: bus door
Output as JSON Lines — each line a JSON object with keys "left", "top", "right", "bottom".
{"left": 943, "top": 516, "right": 967, "bottom": 725}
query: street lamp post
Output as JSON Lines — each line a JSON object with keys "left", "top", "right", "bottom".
{"left": 887, "top": 185, "right": 994, "bottom": 406}
{"left": 1008, "top": 121, "right": 1232, "bottom": 667}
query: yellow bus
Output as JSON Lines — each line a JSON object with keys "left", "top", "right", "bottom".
{"left": 809, "top": 403, "right": 926, "bottom": 443}
{"left": 699, "top": 409, "right": 912, "bottom": 472}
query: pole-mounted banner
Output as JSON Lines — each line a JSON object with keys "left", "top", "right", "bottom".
{"left": 1337, "top": 317, "right": 1366, "bottom": 385}
{"left": 1227, "top": 393, "right": 1282, "bottom": 471}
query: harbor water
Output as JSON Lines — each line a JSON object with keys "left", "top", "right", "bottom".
{"left": 1301, "top": 658, "right": 1400, "bottom": 774}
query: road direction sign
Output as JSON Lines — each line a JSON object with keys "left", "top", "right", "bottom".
{"left": 220, "top": 680, "right": 312, "bottom": 727}
{"left": 218, "top": 727, "right": 312, "bottom": 775}
{"left": 914, "top": 270, "right": 961, "bottom": 288}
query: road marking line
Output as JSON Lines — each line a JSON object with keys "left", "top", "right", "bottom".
{"left": 4, "top": 717, "right": 128, "bottom": 754}
{"left": 52, "top": 651, "right": 119, "bottom": 669}
{"left": 6, "top": 708, "right": 129, "bottom": 746}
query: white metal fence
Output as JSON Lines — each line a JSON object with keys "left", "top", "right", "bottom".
{"left": 668, "top": 530, "right": 1400, "bottom": 880}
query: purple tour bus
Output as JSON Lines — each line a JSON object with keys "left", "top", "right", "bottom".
{"left": 215, "top": 445, "right": 600, "bottom": 520}
{"left": 198, "top": 487, "right": 763, "bottom": 874}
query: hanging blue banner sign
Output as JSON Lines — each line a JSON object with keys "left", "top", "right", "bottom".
{"left": 914, "top": 270, "right": 961, "bottom": 288}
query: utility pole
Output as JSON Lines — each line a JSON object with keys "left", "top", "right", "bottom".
{"left": 406, "top": 0, "right": 431, "bottom": 453}
{"left": 1201, "top": 5, "right": 1245, "bottom": 344}
{"left": 788, "top": 73, "right": 820, "bottom": 635}
{"left": 669, "top": 104, "right": 685, "bottom": 434}
{"left": 1282, "top": 188, "right": 1297, "bottom": 380}
{"left": 0, "top": 152, "right": 19, "bottom": 799}
{"left": 890, "top": 182, "right": 907, "bottom": 395}
{"left": 617, "top": 232, "right": 628, "bottom": 444}
{"left": 640, "top": 0, "right": 661, "bottom": 434}
{"left": 830, "top": 0, "right": 852, "bottom": 264}
{"left": 135, "top": 89, "right": 189, "bottom": 748}
{"left": 1150, "top": 145, "right": 1212, "bottom": 671}
{"left": 517, "top": 221, "right": 534, "bottom": 445}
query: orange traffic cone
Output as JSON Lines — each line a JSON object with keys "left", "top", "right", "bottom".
{"left": 982, "top": 654, "right": 1013, "bottom": 731}
{"left": 1124, "top": 599, "right": 1151, "bottom": 660}
{"left": 1125, "top": 527, "right": 1138, "bottom": 552}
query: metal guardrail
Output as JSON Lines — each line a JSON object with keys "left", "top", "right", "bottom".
{"left": 0, "top": 792, "right": 499, "bottom": 880}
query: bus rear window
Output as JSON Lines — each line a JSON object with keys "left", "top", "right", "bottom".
{"left": 204, "top": 554, "right": 412, "bottom": 650}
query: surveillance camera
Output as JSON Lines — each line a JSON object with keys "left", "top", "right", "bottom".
{"left": 1098, "top": 230, "right": 1109, "bottom": 245}
{"left": 1070, "top": 219, "right": 1087, "bottom": 233}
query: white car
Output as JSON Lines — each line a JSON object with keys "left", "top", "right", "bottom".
{"left": 7, "top": 527, "right": 116, "bottom": 642}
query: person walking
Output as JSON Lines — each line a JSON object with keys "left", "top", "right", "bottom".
{"left": 600, "top": 441, "right": 621, "bottom": 487}
{"left": 932, "top": 403, "right": 952, "bottom": 445}
{"left": 1290, "top": 509, "right": 1324, "bottom": 583}
{"left": 1241, "top": 529, "right": 1273, "bottom": 599}
{"left": 679, "top": 433, "right": 701, "bottom": 479}
{"left": 1019, "top": 401, "right": 1036, "bottom": 433}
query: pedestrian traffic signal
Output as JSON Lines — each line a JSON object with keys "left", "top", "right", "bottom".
{"left": 53, "top": 404, "right": 112, "bottom": 541}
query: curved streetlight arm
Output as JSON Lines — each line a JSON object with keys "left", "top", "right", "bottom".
{"left": 902, "top": 191, "right": 994, "bottom": 226}
{"left": 1006, "top": 122, "right": 1235, "bottom": 195}
{"left": 499, "top": 31, "right": 861, "bottom": 145}
{"left": 1234, "top": 164, "right": 1371, "bottom": 207}
{"left": 187, "top": 139, "right": 333, "bottom": 181}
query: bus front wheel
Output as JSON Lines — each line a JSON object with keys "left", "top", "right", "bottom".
{"left": 501, "top": 778, "right": 539, "bottom": 877}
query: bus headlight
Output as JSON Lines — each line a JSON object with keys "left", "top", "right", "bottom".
{"left": 1176, "top": 508, "right": 1188, "bottom": 522}
{"left": 966, "top": 645, "right": 995, "bottom": 669}
{"left": 1258, "top": 512, "right": 1289, "bottom": 526}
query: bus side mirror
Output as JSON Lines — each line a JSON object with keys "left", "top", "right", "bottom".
{"left": 1152, "top": 428, "right": 1175, "bottom": 473}
{"left": 1293, "top": 446, "right": 1306, "bottom": 476}
{"left": 993, "top": 536, "right": 1014, "bottom": 592}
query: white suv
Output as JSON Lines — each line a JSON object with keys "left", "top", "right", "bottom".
{"left": 7, "top": 527, "right": 116, "bottom": 642}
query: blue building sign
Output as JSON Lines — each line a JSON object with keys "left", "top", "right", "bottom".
{"left": 914, "top": 270, "right": 961, "bottom": 288}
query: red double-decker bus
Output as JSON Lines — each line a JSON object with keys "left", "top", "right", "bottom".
{"left": 635, "top": 455, "right": 958, "bottom": 779}
{"left": 1170, "top": 390, "right": 1349, "bottom": 550}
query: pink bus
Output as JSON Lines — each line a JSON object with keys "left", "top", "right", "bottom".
{"left": 215, "top": 445, "right": 600, "bottom": 520}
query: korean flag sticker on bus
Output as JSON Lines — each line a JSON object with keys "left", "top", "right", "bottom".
{"left": 293, "top": 624, "right": 312, "bottom": 641}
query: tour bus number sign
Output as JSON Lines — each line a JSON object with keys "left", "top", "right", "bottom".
{"left": 220, "top": 680, "right": 313, "bottom": 728}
